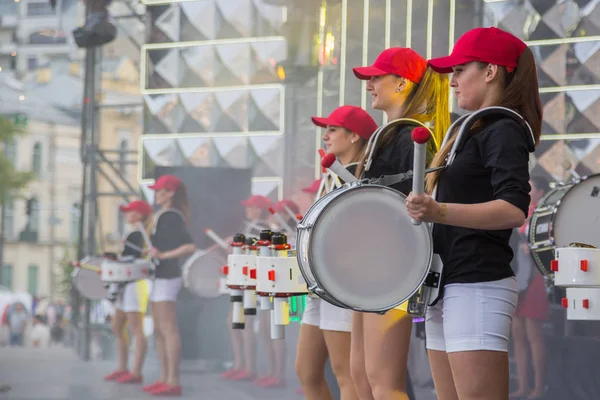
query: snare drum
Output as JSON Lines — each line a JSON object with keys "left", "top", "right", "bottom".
{"left": 101, "top": 258, "right": 154, "bottom": 283}
{"left": 296, "top": 181, "right": 433, "bottom": 313}
{"left": 72, "top": 257, "right": 106, "bottom": 301}
{"left": 182, "top": 247, "right": 227, "bottom": 298}
{"left": 529, "top": 174, "right": 600, "bottom": 277}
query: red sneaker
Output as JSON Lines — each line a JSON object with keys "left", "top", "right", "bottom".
{"left": 150, "top": 384, "right": 182, "bottom": 396}
{"left": 230, "top": 370, "right": 255, "bottom": 381}
{"left": 142, "top": 381, "right": 164, "bottom": 392}
{"left": 104, "top": 370, "right": 127, "bottom": 381}
{"left": 252, "top": 376, "right": 269, "bottom": 386}
{"left": 116, "top": 373, "right": 143, "bottom": 384}
{"left": 260, "top": 376, "right": 286, "bottom": 389}
{"left": 221, "top": 368, "right": 238, "bottom": 379}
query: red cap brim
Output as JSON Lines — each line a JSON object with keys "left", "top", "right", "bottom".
{"left": 119, "top": 205, "right": 131, "bottom": 212}
{"left": 352, "top": 66, "right": 389, "bottom": 80}
{"left": 311, "top": 116, "right": 336, "bottom": 128}
{"left": 148, "top": 184, "right": 158, "bottom": 190}
{"left": 428, "top": 55, "right": 472, "bottom": 74}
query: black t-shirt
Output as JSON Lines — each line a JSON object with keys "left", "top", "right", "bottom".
{"left": 361, "top": 124, "right": 434, "bottom": 195}
{"left": 151, "top": 210, "right": 195, "bottom": 279}
{"left": 122, "top": 231, "right": 144, "bottom": 258}
{"left": 432, "top": 118, "right": 531, "bottom": 287}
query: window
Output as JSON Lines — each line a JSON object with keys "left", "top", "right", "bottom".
{"left": 4, "top": 140, "right": 16, "bottom": 166}
{"left": 32, "top": 142, "right": 42, "bottom": 176}
{"left": 1, "top": 264, "right": 13, "bottom": 290}
{"left": 27, "top": 56, "right": 38, "bottom": 71}
{"left": 27, "top": 264, "right": 39, "bottom": 296}
{"left": 119, "top": 139, "right": 128, "bottom": 175}
{"left": 3, "top": 195, "right": 14, "bottom": 240}
{"left": 29, "top": 197, "right": 39, "bottom": 234}
{"left": 117, "top": 211, "right": 125, "bottom": 237}
{"left": 26, "top": 2, "right": 55, "bottom": 17}
{"left": 0, "top": 0, "right": 17, "bottom": 14}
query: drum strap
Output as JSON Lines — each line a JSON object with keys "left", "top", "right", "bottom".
{"left": 371, "top": 166, "right": 447, "bottom": 188}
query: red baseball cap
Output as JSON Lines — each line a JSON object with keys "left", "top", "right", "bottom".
{"left": 273, "top": 199, "right": 299, "bottom": 214}
{"left": 119, "top": 200, "right": 153, "bottom": 216}
{"left": 428, "top": 27, "right": 527, "bottom": 74}
{"left": 311, "top": 106, "right": 377, "bottom": 140}
{"left": 241, "top": 195, "right": 271, "bottom": 210}
{"left": 353, "top": 47, "right": 428, "bottom": 83}
{"left": 148, "top": 175, "right": 181, "bottom": 191}
{"left": 301, "top": 179, "right": 322, "bottom": 194}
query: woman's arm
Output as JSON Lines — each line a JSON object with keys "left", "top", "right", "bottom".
{"left": 437, "top": 199, "right": 525, "bottom": 230}
{"left": 406, "top": 194, "right": 526, "bottom": 230}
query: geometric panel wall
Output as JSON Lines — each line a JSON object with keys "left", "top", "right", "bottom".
{"left": 140, "top": 0, "right": 287, "bottom": 200}
{"left": 484, "top": 0, "right": 600, "bottom": 182}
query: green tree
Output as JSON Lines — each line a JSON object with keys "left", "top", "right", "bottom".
{"left": 0, "top": 116, "right": 34, "bottom": 201}
{"left": 55, "top": 246, "right": 76, "bottom": 296}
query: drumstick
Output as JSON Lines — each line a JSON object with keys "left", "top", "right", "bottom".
{"left": 269, "top": 207, "right": 293, "bottom": 233}
{"left": 283, "top": 205, "right": 302, "bottom": 222}
{"left": 204, "top": 228, "right": 230, "bottom": 250}
{"left": 321, "top": 153, "right": 358, "bottom": 184}
{"left": 124, "top": 241, "right": 145, "bottom": 254}
{"left": 137, "top": 222, "right": 160, "bottom": 265}
{"left": 411, "top": 127, "right": 431, "bottom": 226}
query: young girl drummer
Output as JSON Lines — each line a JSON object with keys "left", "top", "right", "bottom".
{"left": 144, "top": 175, "right": 197, "bottom": 396}
{"left": 407, "top": 27, "right": 542, "bottom": 400}
{"left": 296, "top": 105, "right": 377, "bottom": 400}
{"left": 350, "top": 47, "right": 450, "bottom": 400}
{"left": 104, "top": 200, "right": 153, "bottom": 385}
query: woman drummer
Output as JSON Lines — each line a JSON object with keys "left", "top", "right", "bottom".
{"left": 143, "top": 175, "right": 197, "bottom": 396}
{"left": 104, "top": 200, "right": 153, "bottom": 385}
{"left": 350, "top": 48, "right": 450, "bottom": 400}
{"left": 296, "top": 105, "right": 377, "bottom": 400}
{"left": 407, "top": 27, "right": 542, "bottom": 399}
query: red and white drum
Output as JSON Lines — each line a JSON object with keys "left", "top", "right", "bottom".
{"left": 561, "top": 288, "right": 600, "bottom": 320}
{"left": 553, "top": 247, "right": 600, "bottom": 287}
{"left": 101, "top": 258, "right": 154, "bottom": 283}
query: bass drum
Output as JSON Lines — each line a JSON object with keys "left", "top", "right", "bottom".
{"left": 529, "top": 174, "right": 600, "bottom": 277}
{"left": 182, "top": 247, "right": 228, "bottom": 298}
{"left": 296, "top": 181, "right": 433, "bottom": 313}
{"left": 72, "top": 257, "right": 106, "bottom": 301}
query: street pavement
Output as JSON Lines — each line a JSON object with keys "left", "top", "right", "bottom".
{"left": 0, "top": 347, "right": 436, "bottom": 399}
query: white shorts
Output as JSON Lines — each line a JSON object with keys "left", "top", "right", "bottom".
{"left": 302, "top": 296, "right": 353, "bottom": 332}
{"left": 115, "top": 281, "right": 150, "bottom": 313}
{"left": 150, "top": 277, "right": 183, "bottom": 302}
{"left": 425, "top": 277, "right": 518, "bottom": 353}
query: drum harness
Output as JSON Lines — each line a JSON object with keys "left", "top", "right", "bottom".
{"left": 354, "top": 107, "right": 536, "bottom": 310}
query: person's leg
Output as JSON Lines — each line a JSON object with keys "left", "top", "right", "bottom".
{"left": 125, "top": 312, "right": 147, "bottom": 378}
{"left": 224, "top": 307, "right": 244, "bottom": 376}
{"left": 296, "top": 323, "right": 332, "bottom": 400}
{"left": 150, "top": 302, "right": 168, "bottom": 383}
{"left": 160, "top": 300, "right": 181, "bottom": 387}
{"left": 112, "top": 310, "right": 128, "bottom": 372}
{"left": 323, "top": 330, "right": 359, "bottom": 400}
{"left": 257, "top": 308, "right": 275, "bottom": 379}
{"left": 363, "top": 310, "right": 412, "bottom": 400}
{"left": 242, "top": 315, "right": 257, "bottom": 377}
{"left": 350, "top": 312, "right": 374, "bottom": 400}
{"left": 510, "top": 316, "right": 530, "bottom": 397}
{"left": 524, "top": 318, "right": 546, "bottom": 399}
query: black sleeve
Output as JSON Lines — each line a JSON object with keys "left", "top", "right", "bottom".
{"left": 122, "top": 231, "right": 144, "bottom": 258}
{"left": 381, "top": 126, "right": 420, "bottom": 195}
{"left": 156, "top": 212, "right": 194, "bottom": 249}
{"left": 477, "top": 119, "right": 531, "bottom": 216}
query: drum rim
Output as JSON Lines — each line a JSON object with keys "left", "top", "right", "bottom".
{"left": 182, "top": 249, "right": 227, "bottom": 299}
{"left": 302, "top": 183, "right": 434, "bottom": 312}
{"left": 72, "top": 267, "right": 107, "bottom": 301}
{"left": 529, "top": 174, "right": 600, "bottom": 277}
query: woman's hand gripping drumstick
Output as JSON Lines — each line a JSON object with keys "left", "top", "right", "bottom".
{"left": 406, "top": 128, "right": 442, "bottom": 224}
{"left": 137, "top": 222, "right": 162, "bottom": 262}
{"left": 321, "top": 153, "right": 358, "bottom": 184}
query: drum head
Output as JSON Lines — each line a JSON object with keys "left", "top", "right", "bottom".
{"left": 72, "top": 267, "right": 106, "bottom": 301}
{"left": 183, "top": 249, "right": 227, "bottom": 298}
{"left": 309, "top": 185, "right": 432, "bottom": 312}
{"left": 555, "top": 175, "right": 600, "bottom": 248}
